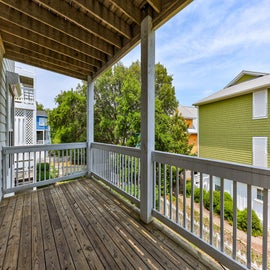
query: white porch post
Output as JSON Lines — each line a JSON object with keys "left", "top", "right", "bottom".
{"left": 87, "top": 76, "right": 94, "bottom": 175}
{"left": 140, "top": 7, "right": 155, "bottom": 224}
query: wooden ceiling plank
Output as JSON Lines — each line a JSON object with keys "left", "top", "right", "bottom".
{"left": 35, "top": 0, "right": 122, "bottom": 48}
{"left": 146, "top": 0, "right": 161, "bottom": 13}
{"left": 0, "top": 19, "right": 101, "bottom": 68}
{"left": 6, "top": 50, "right": 87, "bottom": 80}
{"left": 73, "top": 0, "right": 132, "bottom": 39}
{"left": 5, "top": 43, "right": 91, "bottom": 76}
{"left": 3, "top": 39, "right": 95, "bottom": 73}
{"left": 112, "top": 0, "right": 141, "bottom": 25}
{"left": 0, "top": 0, "right": 114, "bottom": 56}
{"left": 0, "top": 4, "right": 107, "bottom": 63}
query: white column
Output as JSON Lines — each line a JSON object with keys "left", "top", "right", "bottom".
{"left": 140, "top": 10, "right": 155, "bottom": 224}
{"left": 87, "top": 76, "right": 94, "bottom": 175}
{"left": 0, "top": 35, "right": 4, "bottom": 201}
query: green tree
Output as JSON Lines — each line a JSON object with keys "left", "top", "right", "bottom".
{"left": 36, "top": 101, "right": 45, "bottom": 111}
{"left": 49, "top": 61, "right": 191, "bottom": 155}
{"left": 94, "top": 61, "right": 190, "bottom": 154}
{"left": 48, "top": 86, "right": 86, "bottom": 143}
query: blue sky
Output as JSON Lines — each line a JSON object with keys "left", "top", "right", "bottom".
{"left": 16, "top": 0, "right": 270, "bottom": 109}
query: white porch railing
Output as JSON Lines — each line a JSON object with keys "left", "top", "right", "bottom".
{"left": 91, "top": 142, "right": 141, "bottom": 206}
{"left": 2, "top": 142, "right": 87, "bottom": 194}
{"left": 152, "top": 151, "right": 270, "bottom": 270}
{"left": 90, "top": 143, "right": 270, "bottom": 270}
{"left": 2, "top": 142, "right": 270, "bottom": 269}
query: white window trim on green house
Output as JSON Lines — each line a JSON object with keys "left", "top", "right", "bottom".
{"left": 253, "top": 89, "right": 268, "bottom": 119}
{"left": 194, "top": 70, "right": 270, "bottom": 227}
{"left": 252, "top": 136, "right": 268, "bottom": 167}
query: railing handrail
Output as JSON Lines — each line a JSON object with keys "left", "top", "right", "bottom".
{"left": 3, "top": 142, "right": 87, "bottom": 154}
{"left": 91, "top": 142, "right": 141, "bottom": 158}
{"left": 153, "top": 150, "right": 270, "bottom": 189}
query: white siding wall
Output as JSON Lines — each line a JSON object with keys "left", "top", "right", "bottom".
{"left": 0, "top": 37, "right": 15, "bottom": 200}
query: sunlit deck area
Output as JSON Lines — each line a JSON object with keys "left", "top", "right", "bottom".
{"left": 0, "top": 178, "right": 216, "bottom": 270}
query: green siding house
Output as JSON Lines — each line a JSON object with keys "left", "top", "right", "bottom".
{"left": 194, "top": 70, "right": 270, "bottom": 167}
{"left": 194, "top": 70, "right": 270, "bottom": 225}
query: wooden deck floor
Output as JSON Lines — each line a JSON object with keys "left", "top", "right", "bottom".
{"left": 0, "top": 178, "right": 217, "bottom": 270}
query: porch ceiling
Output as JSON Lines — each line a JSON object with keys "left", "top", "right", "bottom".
{"left": 0, "top": 0, "right": 191, "bottom": 81}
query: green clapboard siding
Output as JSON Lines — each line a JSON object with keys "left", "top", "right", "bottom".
{"left": 199, "top": 90, "right": 270, "bottom": 166}
{"left": 233, "top": 74, "right": 257, "bottom": 85}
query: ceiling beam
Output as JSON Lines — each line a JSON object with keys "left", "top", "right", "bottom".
{"left": 0, "top": 19, "right": 102, "bottom": 68}
{"left": 0, "top": 4, "right": 107, "bottom": 63}
{"left": 112, "top": 0, "right": 141, "bottom": 25}
{"left": 3, "top": 38, "right": 95, "bottom": 73}
{"left": 72, "top": 0, "right": 132, "bottom": 39}
{"left": 146, "top": 0, "right": 161, "bottom": 13}
{"left": 0, "top": 0, "right": 114, "bottom": 56}
{"left": 34, "top": 0, "right": 122, "bottom": 48}
{"left": 6, "top": 49, "right": 87, "bottom": 80}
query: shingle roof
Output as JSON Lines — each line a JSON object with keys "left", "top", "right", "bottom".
{"left": 194, "top": 73, "right": 270, "bottom": 106}
{"left": 178, "top": 105, "right": 198, "bottom": 119}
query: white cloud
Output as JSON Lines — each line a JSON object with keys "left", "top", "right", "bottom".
{"left": 155, "top": 0, "right": 270, "bottom": 105}
{"left": 16, "top": 0, "right": 270, "bottom": 108}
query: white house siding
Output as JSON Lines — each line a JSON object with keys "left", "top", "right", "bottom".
{"left": 0, "top": 37, "right": 15, "bottom": 200}
{"left": 204, "top": 176, "right": 270, "bottom": 226}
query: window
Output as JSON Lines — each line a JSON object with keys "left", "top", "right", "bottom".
{"left": 39, "top": 117, "right": 47, "bottom": 126}
{"left": 253, "top": 90, "right": 267, "bottom": 119}
{"left": 257, "top": 188, "right": 263, "bottom": 201}
{"left": 253, "top": 137, "right": 268, "bottom": 167}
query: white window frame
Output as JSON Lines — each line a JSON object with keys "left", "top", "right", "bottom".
{"left": 39, "top": 117, "right": 47, "bottom": 127}
{"left": 252, "top": 137, "right": 268, "bottom": 167}
{"left": 256, "top": 188, "right": 263, "bottom": 201}
{"left": 253, "top": 89, "right": 268, "bottom": 119}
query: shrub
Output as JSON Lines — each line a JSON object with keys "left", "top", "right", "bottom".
{"left": 185, "top": 181, "right": 192, "bottom": 197}
{"left": 194, "top": 188, "right": 208, "bottom": 203}
{"left": 224, "top": 192, "right": 233, "bottom": 202}
{"left": 224, "top": 200, "right": 234, "bottom": 224}
{"left": 237, "top": 208, "right": 263, "bottom": 237}
{"left": 203, "top": 190, "right": 221, "bottom": 213}
{"left": 202, "top": 191, "right": 209, "bottom": 210}
{"left": 194, "top": 188, "right": 201, "bottom": 203}
{"left": 36, "top": 163, "right": 50, "bottom": 181}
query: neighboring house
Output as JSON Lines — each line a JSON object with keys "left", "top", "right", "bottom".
{"left": 194, "top": 70, "right": 270, "bottom": 225}
{"left": 36, "top": 110, "right": 51, "bottom": 144}
{"left": 178, "top": 105, "right": 198, "bottom": 154}
{"left": 14, "top": 66, "right": 36, "bottom": 146}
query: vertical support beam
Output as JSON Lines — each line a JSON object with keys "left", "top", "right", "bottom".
{"left": 0, "top": 35, "right": 4, "bottom": 201}
{"left": 87, "top": 76, "right": 94, "bottom": 175}
{"left": 140, "top": 7, "right": 155, "bottom": 224}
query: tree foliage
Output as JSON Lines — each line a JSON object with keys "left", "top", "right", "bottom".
{"left": 49, "top": 61, "right": 191, "bottom": 155}
{"left": 48, "top": 86, "right": 86, "bottom": 143}
{"left": 237, "top": 208, "right": 263, "bottom": 236}
{"left": 36, "top": 101, "right": 45, "bottom": 111}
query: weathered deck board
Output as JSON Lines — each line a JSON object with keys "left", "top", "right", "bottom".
{"left": 0, "top": 178, "right": 216, "bottom": 270}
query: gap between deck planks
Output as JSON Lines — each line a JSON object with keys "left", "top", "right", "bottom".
{"left": 0, "top": 178, "right": 217, "bottom": 270}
